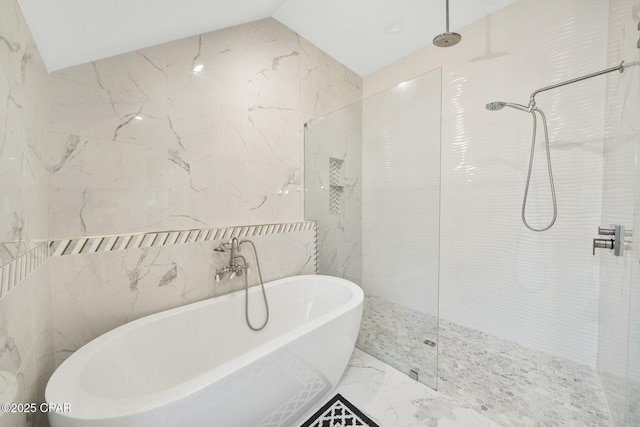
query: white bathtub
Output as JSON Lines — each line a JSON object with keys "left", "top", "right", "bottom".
{"left": 46, "top": 275, "right": 363, "bottom": 427}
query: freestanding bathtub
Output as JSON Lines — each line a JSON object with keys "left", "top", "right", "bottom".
{"left": 46, "top": 275, "right": 363, "bottom": 427}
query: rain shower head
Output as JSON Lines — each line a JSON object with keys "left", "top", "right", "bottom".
{"left": 433, "top": 0, "right": 461, "bottom": 47}
{"left": 433, "top": 32, "right": 462, "bottom": 48}
{"left": 485, "top": 101, "right": 531, "bottom": 112}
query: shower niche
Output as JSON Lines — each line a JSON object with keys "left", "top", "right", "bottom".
{"left": 304, "top": 69, "right": 442, "bottom": 389}
{"left": 329, "top": 157, "right": 345, "bottom": 215}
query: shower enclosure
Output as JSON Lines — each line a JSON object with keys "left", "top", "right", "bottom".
{"left": 304, "top": 69, "right": 442, "bottom": 388}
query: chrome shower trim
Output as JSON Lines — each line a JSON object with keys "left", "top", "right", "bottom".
{"left": 528, "top": 60, "right": 638, "bottom": 108}
{"left": 485, "top": 101, "right": 531, "bottom": 112}
{"left": 433, "top": 0, "right": 461, "bottom": 47}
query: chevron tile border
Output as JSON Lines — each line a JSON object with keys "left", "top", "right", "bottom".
{"left": 0, "top": 243, "right": 48, "bottom": 299}
{"left": 49, "top": 221, "right": 317, "bottom": 257}
{"left": 0, "top": 221, "right": 317, "bottom": 300}
{"left": 314, "top": 221, "right": 319, "bottom": 273}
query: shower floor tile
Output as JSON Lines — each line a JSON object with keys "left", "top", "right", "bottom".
{"left": 331, "top": 348, "right": 504, "bottom": 427}
{"left": 438, "top": 320, "right": 612, "bottom": 427}
{"left": 355, "top": 295, "right": 613, "bottom": 426}
{"left": 357, "top": 295, "right": 438, "bottom": 386}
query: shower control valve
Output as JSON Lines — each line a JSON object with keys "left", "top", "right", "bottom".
{"left": 593, "top": 238, "right": 614, "bottom": 255}
{"left": 598, "top": 227, "right": 615, "bottom": 236}
{"left": 593, "top": 225, "right": 630, "bottom": 256}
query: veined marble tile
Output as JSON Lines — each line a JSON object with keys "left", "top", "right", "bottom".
{"left": 49, "top": 188, "right": 167, "bottom": 239}
{"left": 244, "top": 161, "right": 302, "bottom": 224}
{"left": 166, "top": 27, "right": 247, "bottom": 93}
{"left": 168, "top": 149, "right": 248, "bottom": 195}
{"left": 0, "top": 186, "right": 26, "bottom": 244}
{"left": 246, "top": 19, "right": 300, "bottom": 111}
{"left": 166, "top": 30, "right": 248, "bottom": 157}
{"left": 22, "top": 185, "right": 48, "bottom": 243}
{"left": 330, "top": 349, "right": 503, "bottom": 427}
{"left": 52, "top": 45, "right": 166, "bottom": 103}
{"left": 0, "top": 2, "right": 52, "bottom": 425}
{"left": 247, "top": 161, "right": 301, "bottom": 197}
{"left": 247, "top": 108, "right": 302, "bottom": 168}
{"left": 0, "top": 184, "right": 48, "bottom": 252}
{"left": 166, "top": 190, "right": 249, "bottom": 230}
{"left": 50, "top": 132, "right": 168, "bottom": 192}
{"left": 245, "top": 19, "right": 302, "bottom": 170}
{"left": 0, "top": 0, "right": 33, "bottom": 109}
{"left": 247, "top": 190, "right": 302, "bottom": 225}
{"left": 52, "top": 290, "right": 139, "bottom": 366}
{"left": 50, "top": 244, "right": 204, "bottom": 308}
{"left": 0, "top": 270, "right": 35, "bottom": 375}
{"left": 50, "top": 76, "right": 170, "bottom": 147}
{"left": 299, "top": 36, "right": 362, "bottom": 123}
{"left": 51, "top": 230, "right": 315, "bottom": 366}
{"left": 0, "top": 241, "right": 43, "bottom": 269}
{"left": 0, "top": 110, "right": 25, "bottom": 182}
{"left": 304, "top": 100, "right": 362, "bottom": 281}
{"left": 28, "top": 263, "right": 50, "bottom": 337}
{"left": 166, "top": 100, "right": 249, "bottom": 158}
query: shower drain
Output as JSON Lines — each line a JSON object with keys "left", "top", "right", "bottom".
{"left": 423, "top": 339, "right": 437, "bottom": 347}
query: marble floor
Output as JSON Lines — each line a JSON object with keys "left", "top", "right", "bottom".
{"left": 355, "top": 295, "right": 613, "bottom": 427}
{"left": 357, "top": 295, "right": 438, "bottom": 387}
{"left": 328, "top": 348, "right": 503, "bottom": 427}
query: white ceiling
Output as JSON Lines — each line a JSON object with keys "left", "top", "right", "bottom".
{"left": 18, "top": 0, "right": 517, "bottom": 75}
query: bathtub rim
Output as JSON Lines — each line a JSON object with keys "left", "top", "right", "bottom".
{"left": 46, "top": 274, "right": 363, "bottom": 420}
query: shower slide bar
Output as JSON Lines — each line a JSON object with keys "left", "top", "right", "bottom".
{"left": 528, "top": 60, "right": 640, "bottom": 109}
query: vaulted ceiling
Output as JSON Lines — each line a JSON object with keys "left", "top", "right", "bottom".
{"left": 17, "top": 0, "right": 517, "bottom": 75}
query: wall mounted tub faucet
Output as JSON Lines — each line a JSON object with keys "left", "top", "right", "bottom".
{"left": 214, "top": 238, "right": 245, "bottom": 282}
{"left": 214, "top": 238, "right": 270, "bottom": 331}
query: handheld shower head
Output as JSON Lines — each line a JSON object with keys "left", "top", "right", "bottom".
{"left": 486, "top": 101, "right": 531, "bottom": 113}
{"left": 486, "top": 101, "right": 506, "bottom": 111}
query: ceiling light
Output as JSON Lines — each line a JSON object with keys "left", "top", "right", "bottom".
{"left": 384, "top": 21, "right": 404, "bottom": 35}
{"left": 192, "top": 64, "right": 204, "bottom": 73}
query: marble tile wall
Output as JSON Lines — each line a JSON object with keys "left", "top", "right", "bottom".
{"left": 49, "top": 18, "right": 362, "bottom": 239}
{"left": 0, "top": 0, "right": 53, "bottom": 426}
{"left": 45, "top": 17, "right": 361, "bottom": 367}
{"left": 50, "top": 227, "right": 316, "bottom": 366}
{"left": 364, "top": 0, "right": 609, "bottom": 367}
{"left": 0, "top": 10, "right": 360, "bottom": 426}
{"left": 597, "top": 0, "right": 640, "bottom": 425}
{"left": 304, "top": 102, "right": 362, "bottom": 283}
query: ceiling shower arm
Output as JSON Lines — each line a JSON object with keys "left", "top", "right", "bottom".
{"left": 528, "top": 60, "right": 634, "bottom": 108}
{"left": 445, "top": 0, "right": 450, "bottom": 32}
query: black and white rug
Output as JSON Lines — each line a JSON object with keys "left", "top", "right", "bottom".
{"left": 300, "top": 394, "right": 380, "bottom": 427}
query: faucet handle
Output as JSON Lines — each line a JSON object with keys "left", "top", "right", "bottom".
{"left": 214, "top": 242, "right": 229, "bottom": 252}
{"left": 598, "top": 227, "right": 615, "bottom": 236}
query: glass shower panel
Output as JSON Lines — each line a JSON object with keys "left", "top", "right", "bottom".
{"left": 625, "top": 37, "right": 640, "bottom": 427}
{"left": 304, "top": 102, "right": 363, "bottom": 283}
{"left": 304, "top": 68, "right": 441, "bottom": 389}
{"left": 359, "top": 69, "right": 441, "bottom": 388}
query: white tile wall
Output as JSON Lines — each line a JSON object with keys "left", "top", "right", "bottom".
{"left": 361, "top": 69, "right": 441, "bottom": 317}
{"left": 365, "top": 0, "right": 610, "bottom": 367}
{"left": 598, "top": 0, "right": 640, "bottom": 425}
